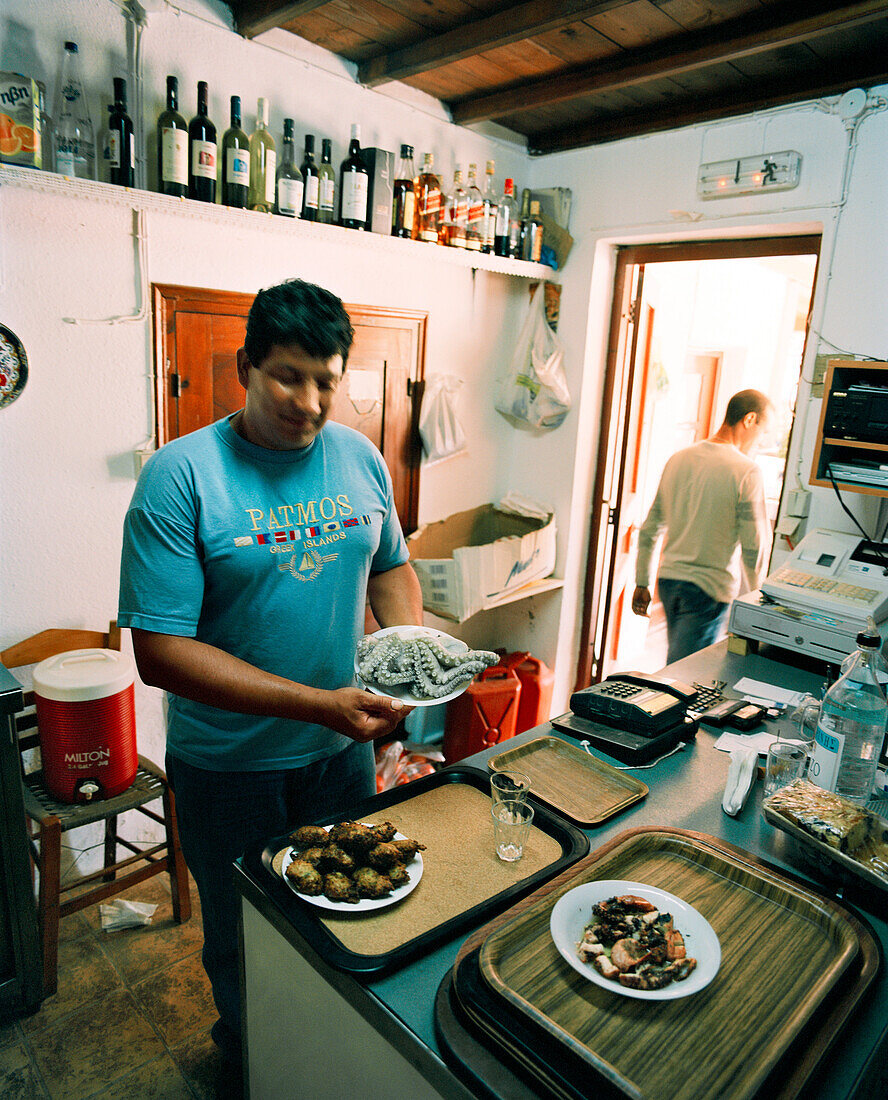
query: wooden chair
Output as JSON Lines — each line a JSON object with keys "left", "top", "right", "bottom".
{"left": 0, "top": 622, "right": 191, "bottom": 997}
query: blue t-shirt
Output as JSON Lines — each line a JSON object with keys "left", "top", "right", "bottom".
{"left": 118, "top": 416, "right": 409, "bottom": 771}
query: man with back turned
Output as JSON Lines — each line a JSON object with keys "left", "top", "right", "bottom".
{"left": 631, "top": 389, "right": 773, "bottom": 663}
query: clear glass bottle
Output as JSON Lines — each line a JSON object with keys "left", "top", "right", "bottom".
{"left": 413, "top": 152, "right": 441, "bottom": 243}
{"left": 221, "top": 95, "right": 249, "bottom": 208}
{"left": 339, "top": 123, "right": 368, "bottom": 229}
{"left": 188, "top": 80, "right": 216, "bottom": 203}
{"left": 248, "top": 97, "right": 276, "bottom": 212}
{"left": 481, "top": 159, "right": 498, "bottom": 253}
{"left": 517, "top": 187, "right": 532, "bottom": 257}
{"left": 37, "top": 81, "right": 52, "bottom": 172}
{"left": 53, "top": 41, "right": 95, "bottom": 179}
{"left": 521, "top": 199, "right": 544, "bottom": 262}
{"left": 810, "top": 627, "right": 888, "bottom": 803}
{"left": 464, "top": 163, "right": 484, "bottom": 252}
{"left": 104, "top": 77, "right": 134, "bottom": 187}
{"left": 157, "top": 75, "right": 188, "bottom": 197}
{"left": 318, "top": 138, "right": 336, "bottom": 223}
{"left": 300, "top": 134, "right": 319, "bottom": 221}
{"left": 439, "top": 166, "right": 467, "bottom": 248}
{"left": 493, "top": 177, "right": 517, "bottom": 257}
{"left": 275, "top": 118, "right": 304, "bottom": 218}
{"left": 391, "top": 144, "right": 416, "bottom": 238}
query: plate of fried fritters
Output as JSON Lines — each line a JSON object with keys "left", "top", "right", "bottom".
{"left": 282, "top": 820, "right": 425, "bottom": 911}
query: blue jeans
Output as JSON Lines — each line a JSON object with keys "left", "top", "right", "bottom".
{"left": 165, "top": 740, "right": 375, "bottom": 1052}
{"left": 657, "top": 579, "right": 728, "bottom": 665}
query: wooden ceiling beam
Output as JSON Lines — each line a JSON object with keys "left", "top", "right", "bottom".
{"left": 230, "top": 0, "right": 329, "bottom": 39}
{"left": 527, "top": 57, "right": 888, "bottom": 154}
{"left": 356, "top": 0, "right": 627, "bottom": 88}
{"left": 450, "top": 0, "right": 888, "bottom": 124}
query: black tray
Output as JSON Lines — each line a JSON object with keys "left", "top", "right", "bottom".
{"left": 240, "top": 764, "right": 589, "bottom": 978}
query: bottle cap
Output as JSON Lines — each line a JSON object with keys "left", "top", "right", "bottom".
{"left": 167, "top": 75, "right": 178, "bottom": 92}
{"left": 230, "top": 94, "right": 241, "bottom": 117}
{"left": 304, "top": 133, "right": 315, "bottom": 152}
{"left": 401, "top": 144, "right": 413, "bottom": 157}
{"left": 351, "top": 123, "right": 361, "bottom": 140}
{"left": 113, "top": 77, "right": 127, "bottom": 102}
{"left": 486, "top": 159, "right": 495, "bottom": 172}
{"left": 322, "top": 137, "right": 332, "bottom": 153}
{"left": 65, "top": 41, "right": 78, "bottom": 53}
{"left": 283, "top": 118, "right": 294, "bottom": 138}
{"left": 856, "top": 628, "right": 881, "bottom": 649}
{"left": 530, "top": 200, "right": 540, "bottom": 215}
{"left": 257, "top": 97, "right": 269, "bottom": 123}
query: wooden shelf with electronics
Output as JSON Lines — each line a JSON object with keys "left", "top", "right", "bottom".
{"left": 809, "top": 360, "right": 888, "bottom": 498}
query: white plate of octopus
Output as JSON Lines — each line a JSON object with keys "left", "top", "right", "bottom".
{"left": 281, "top": 823, "right": 424, "bottom": 912}
{"left": 354, "top": 626, "right": 496, "bottom": 707}
{"left": 550, "top": 880, "right": 721, "bottom": 1000}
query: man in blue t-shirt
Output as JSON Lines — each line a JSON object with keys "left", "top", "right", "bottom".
{"left": 118, "top": 278, "right": 423, "bottom": 1066}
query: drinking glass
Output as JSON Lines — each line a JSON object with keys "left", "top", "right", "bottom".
{"left": 764, "top": 741, "right": 808, "bottom": 799}
{"left": 491, "top": 798, "right": 534, "bottom": 862}
{"left": 490, "top": 770, "right": 531, "bottom": 804}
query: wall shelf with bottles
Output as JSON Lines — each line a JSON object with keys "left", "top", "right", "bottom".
{"left": 0, "top": 165, "right": 556, "bottom": 281}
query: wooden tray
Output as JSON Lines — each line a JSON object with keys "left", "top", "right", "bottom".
{"left": 487, "top": 735, "right": 647, "bottom": 826}
{"left": 449, "top": 828, "right": 877, "bottom": 1100}
{"left": 241, "top": 764, "right": 588, "bottom": 976}
{"left": 762, "top": 800, "right": 888, "bottom": 897}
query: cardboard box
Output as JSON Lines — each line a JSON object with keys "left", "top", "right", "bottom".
{"left": 361, "top": 147, "right": 394, "bottom": 234}
{"left": 0, "top": 73, "right": 42, "bottom": 168}
{"left": 407, "top": 503, "right": 557, "bottom": 622}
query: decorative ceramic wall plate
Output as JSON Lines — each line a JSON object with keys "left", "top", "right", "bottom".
{"left": 0, "top": 325, "right": 27, "bottom": 409}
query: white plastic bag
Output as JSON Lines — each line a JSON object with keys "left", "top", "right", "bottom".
{"left": 419, "top": 374, "right": 467, "bottom": 464}
{"left": 495, "top": 285, "right": 570, "bottom": 430}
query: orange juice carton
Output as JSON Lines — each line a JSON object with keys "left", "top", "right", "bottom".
{"left": 0, "top": 73, "right": 43, "bottom": 168}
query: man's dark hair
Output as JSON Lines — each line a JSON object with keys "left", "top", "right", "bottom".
{"left": 723, "top": 389, "right": 771, "bottom": 426}
{"left": 243, "top": 279, "right": 354, "bottom": 369}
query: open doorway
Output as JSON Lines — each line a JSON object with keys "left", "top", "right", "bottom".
{"left": 576, "top": 235, "right": 820, "bottom": 688}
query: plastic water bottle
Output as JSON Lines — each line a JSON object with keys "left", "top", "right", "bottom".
{"left": 53, "top": 41, "right": 95, "bottom": 179}
{"left": 810, "top": 627, "right": 888, "bottom": 803}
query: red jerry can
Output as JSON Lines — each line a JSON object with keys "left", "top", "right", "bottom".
{"left": 503, "top": 651, "right": 555, "bottom": 734}
{"left": 443, "top": 665, "right": 522, "bottom": 765}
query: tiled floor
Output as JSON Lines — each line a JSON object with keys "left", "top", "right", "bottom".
{"left": 0, "top": 875, "right": 238, "bottom": 1100}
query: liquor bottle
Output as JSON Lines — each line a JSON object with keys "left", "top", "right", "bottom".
{"left": 188, "top": 81, "right": 217, "bottom": 203}
{"left": 413, "top": 152, "right": 441, "bottom": 244}
{"left": 275, "top": 118, "right": 304, "bottom": 217}
{"left": 521, "top": 200, "right": 544, "bottom": 263}
{"left": 220, "top": 95, "right": 249, "bottom": 208}
{"left": 465, "top": 163, "right": 484, "bottom": 252}
{"left": 391, "top": 144, "right": 416, "bottom": 238}
{"left": 494, "top": 177, "right": 518, "bottom": 257}
{"left": 517, "top": 187, "right": 532, "bottom": 258}
{"left": 157, "top": 75, "right": 188, "bottom": 197}
{"left": 318, "top": 138, "right": 336, "bottom": 223}
{"left": 440, "top": 166, "right": 468, "bottom": 248}
{"left": 37, "top": 81, "right": 53, "bottom": 172}
{"left": 299, "top": 134, "right": 320, "bottom": 221}
{"left": 481, "top": 159, "right": 498, "bottom": 253}
{"left": 339, "top": 124, "right": 369, "bottom": 230}
{"left": 248, "top": 98, "right": 276, "bottom": 213}
{"left": 811, "top": 627, "right": 888, "bottom": 803}
{"left": 104, "top": 77, "right": 134, "bottom": 187}
{"left": 53, "top": 41, "right": 96, "bottom": 179}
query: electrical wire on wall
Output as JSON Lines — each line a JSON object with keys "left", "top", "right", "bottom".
{"left": 62, "top": 206, "right": 149, "bottom": 326}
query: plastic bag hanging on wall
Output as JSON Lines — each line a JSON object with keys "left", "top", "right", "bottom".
{"left": 494, "top": 283, "right": 570, "bottom": 430}
{"left": 419, "top": 374, "right": 467, "bottom": 465}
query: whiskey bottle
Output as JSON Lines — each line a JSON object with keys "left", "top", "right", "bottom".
{"left": 391, "top": 144, "right": 416, "bottom": 238}
{"left": 413, "top": 152, "right": 441, "bottom": 243}
{"left": 481, "top": 160, "right": 498, "bottom": 253}
{"left": 440, "top": 166, "right": 468, "bottom": 248}
{"left": 465, "top": 163, "right": 484, "bottom": 252}
{"left": 494, "top": 177, "right": 518, "bottom": 257}
{"left": 339, "top": 123, "right": 368, "bottom": 229}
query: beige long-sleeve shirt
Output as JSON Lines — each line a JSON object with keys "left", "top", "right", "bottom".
{"left": 635, "top": 440, "right": 772, "bottom": 605}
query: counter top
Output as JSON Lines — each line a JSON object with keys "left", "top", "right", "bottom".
{"left": 235, "top": 640, "right": 888, "bottom": 1099}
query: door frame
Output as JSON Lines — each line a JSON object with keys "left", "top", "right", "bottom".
{"left": 575, "top": 233, "right": 822, "bottom": 690}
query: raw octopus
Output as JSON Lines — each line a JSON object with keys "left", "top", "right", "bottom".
{"left": 357, "top": 632, "right": 498, "bottom": 699}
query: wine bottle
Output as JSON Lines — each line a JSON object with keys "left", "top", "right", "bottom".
{"left": 248, "top": 98, "right": 276, "bottom": 213}
{"left": 275, "top": 118, "right": 304, "bottom": 217}
{"left": 300, "top": 134, "right": 320, "bottom": 221}
{"left": 494, "top": 177, "right": 517, "bottom": 257}
{"left": 391, "top": 144, "right": 416, "bottom": 238}
{"left": 318, "top": 138, "right": 336, "bottom": 223}
{"left": 221, "top": 95, "right": 249, "bottom": 208}
{"left": 104, "top": 77, "right": 134, "bottom": 187}
{"left": 188, "top": 81, "right": 217, "bottom": 203}
{"left": 413, "top": 152, "right": 441, "bottom": 243}
{"left": 339, "top": 124, "right": 369, "bottom": 230}
{"left": 157, "top": 75, "right": 187, "bottom": 197}
{"left": 53, "top": 41, "right": 96, "bottom": 179}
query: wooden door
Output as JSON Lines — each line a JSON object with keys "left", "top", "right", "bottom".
{"left": 152, "top": 285, "right": 426, "bottom": 534}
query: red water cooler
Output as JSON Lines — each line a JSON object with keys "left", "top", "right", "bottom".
{"left": 33, "top": 649, "right": 138, "bottom": 803}
{"left": 443, "top": 664, "right": 522, "bottom": 764}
